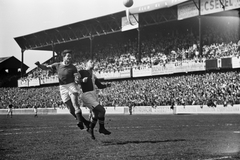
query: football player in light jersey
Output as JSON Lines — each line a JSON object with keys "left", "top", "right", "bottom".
{"left": 35, "top": 49, "right": 89, "bottom": 130}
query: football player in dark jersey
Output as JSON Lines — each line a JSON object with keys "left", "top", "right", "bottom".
{"left": 78, "top": 60, "right": 111, "bottom": 139}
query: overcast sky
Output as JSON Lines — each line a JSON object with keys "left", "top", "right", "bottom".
{"left": 0, "top": 0, "right": 162, "bottom": 72}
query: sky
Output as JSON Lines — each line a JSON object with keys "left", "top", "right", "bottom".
{"left": 0, "top": 0, "right": 162, "bottom": 72}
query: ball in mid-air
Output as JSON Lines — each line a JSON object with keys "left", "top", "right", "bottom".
{"left": 123, "top": 0, "right": 133, "bottom": 8}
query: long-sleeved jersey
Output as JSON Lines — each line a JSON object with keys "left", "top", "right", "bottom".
{"left": 79, "top": 70, "right": 107, "bottom": 93}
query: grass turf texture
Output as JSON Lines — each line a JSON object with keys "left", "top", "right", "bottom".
{"left": 0, "top": 114, "right": 240, "bottom": 160}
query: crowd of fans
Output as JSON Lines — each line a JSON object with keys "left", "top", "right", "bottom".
{"left": 98, "top": 70, "right": 240, "bottom": 107}
{"left": 20, "top": 34, "right": 240, "bottom": 80}
{"left": 22, "top": 17, "right": 240, "bottom": 79}
{"left": 1, "top": 70, "right": 240, "bottom": 109}
{"left": 0, "top": 86, "right": 62, "bottom": 109}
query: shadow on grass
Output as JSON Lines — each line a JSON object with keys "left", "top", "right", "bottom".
{"left": 101, "top": 139, "right": 186, "bottom": 146}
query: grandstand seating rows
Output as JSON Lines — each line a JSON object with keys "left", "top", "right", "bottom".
{"left": 1, "top": 69, "right": 240, "bottom": 109}
{"left": 22, "top": 17, "right": 240, "bottom": 81}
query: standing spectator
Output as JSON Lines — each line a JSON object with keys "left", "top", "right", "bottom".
{"left": 33, "top": 103, "right": 38, "bottom": 117}
{"left": 128, "top": 101, "right": 134, "bottom": 115}
{"left": 7, "top": 103, "right": 13, "bottom": 118}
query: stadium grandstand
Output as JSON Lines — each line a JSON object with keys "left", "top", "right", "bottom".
{"left": 1, "top": 0, "right": 240, "bottom": 112}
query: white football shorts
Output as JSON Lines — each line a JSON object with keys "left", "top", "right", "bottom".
{"left": 59, "top": 82, "right": 80, "bottom": 103}
{"left": 81, "top": 90, "right": 99, "bottom": 110}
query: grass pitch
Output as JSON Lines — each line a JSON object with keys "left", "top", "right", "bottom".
{"left": 0, "top": 114, "right": 240, "bottom": 160}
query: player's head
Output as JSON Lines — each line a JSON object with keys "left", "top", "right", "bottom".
{"left": 61, "top": 49, "right": 72, "bottom": 65}
{"left": 86, "top": 59, "right": 95, "bottom": 70}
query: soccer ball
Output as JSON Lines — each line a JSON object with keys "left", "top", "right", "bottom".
{"left": 123, "top": 0, "right": 133, "bottom": 8}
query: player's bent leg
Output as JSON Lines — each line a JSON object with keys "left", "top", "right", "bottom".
{"left": 61, "top": 88, "right": 78, "bottom": 120}
{"left": 70, "top": 93, "right": 90, "bottom": 129}
{"left": 65, "top": 100, "right": 77, "bottom": 119}
{"left": 74, "top": 109, "right": 84, "bottom": 129}
{"left": 88, "top": 117, "right": 97, "bottom": 140}
{"left": 93, "top": 105, "right": 111, "bottom": 135}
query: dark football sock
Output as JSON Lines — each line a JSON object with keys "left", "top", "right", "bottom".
{"left": 76, "top": 112, "right": 83, "bottom": 122}
{"left": 98, "top": 117, "right": 105, "bottom": 129}
{"left": 90, "top": 118, "right": 97, "bottom": 129}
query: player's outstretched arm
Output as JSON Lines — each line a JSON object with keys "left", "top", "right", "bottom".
{"left": 35, "top": 61, "right": 52, "bottom": 70}
{"left": 95, "top": 79, "right": 111, "bottom": 89}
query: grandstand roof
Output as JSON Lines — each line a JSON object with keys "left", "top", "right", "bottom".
{"left": 14, "top": 6, "right": 178, "bottom": 53}
{"left": 0, "top": 56, "right": 28, "bottom": 71}
{"left": 13, "top": 0, "right": 240, "bottom": 54}
{"left": 14, "top": 11, "right": 126, "bottom": 52}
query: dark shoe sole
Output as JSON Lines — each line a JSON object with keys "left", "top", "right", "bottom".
{"left": 99, "top": 129, "right": 111, "bottom": 135}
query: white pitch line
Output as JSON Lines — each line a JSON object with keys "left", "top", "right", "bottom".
{"left": 2, "top": 130, "right": 53, "bottom": 135}
{"left": 233, "top": 131, "right": 240, "bottom": 133}
{"left": 204, "top": 156, "right": 232, "bottom": 160}
{"left": 12, "top": 129, "right": 20, "bottom": 131}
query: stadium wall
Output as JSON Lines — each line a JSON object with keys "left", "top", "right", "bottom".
{"left": 174, "top": 105, "right": 240, "bottom": 114}
{"left": 0, "top": 108, "right": 56, "bottom": 115}
{"left": 1, "top": 105, "right": 240, "bottom": 115}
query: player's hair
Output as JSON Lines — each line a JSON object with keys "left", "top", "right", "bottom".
{"left": 87, "top": 59, "right": 93, "bottom": 64}
{"left": 86, "top": 59, "right": 94, "bottom": 68}
{"left": 61, "top": 49, "right": 72, "bottom": 57}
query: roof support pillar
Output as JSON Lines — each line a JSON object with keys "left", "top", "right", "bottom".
{"left": 239, "top": 10, "right": 240, "bottom": 41}
{"left": 193, "top": 0, "right": 202, "bottom": 57}
{"left": 52, "top": 44, "right": 55, "bottom": 58}
{"left": 198, "top": 0, "right": 202, "bottom": 57}
{"left": 21, "top": 49, "right": 25, "bottom": 77}
{"left": 137, "top": 14, "right": 142, "bottom": 64}
{"left": 90, "top": 33, "right": 93, "bottom": 60}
